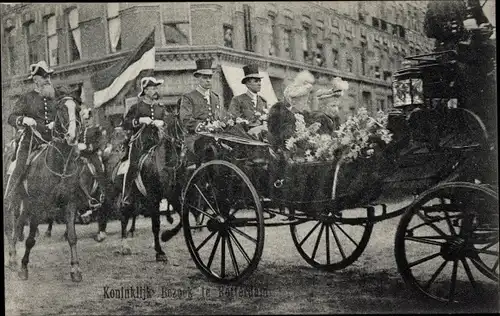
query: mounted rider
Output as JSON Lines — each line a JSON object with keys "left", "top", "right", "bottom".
{"left": 5, "top": 61, "right": 57, "bottom": 205}
{"left": 121, "top": 77, "right": 169, "bottom": 204}
{"left": 76, "top": 105, "right": 110, "bottom": 208}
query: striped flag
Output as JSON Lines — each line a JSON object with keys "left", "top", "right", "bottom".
{"left": 91, "top": 28, "right": 156, "bottom": 108}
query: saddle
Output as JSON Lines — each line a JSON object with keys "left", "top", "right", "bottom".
{"left": 7, "top": 145, "right": 47, "bottom": 176}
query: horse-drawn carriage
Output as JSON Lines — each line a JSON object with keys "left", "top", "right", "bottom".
{"left": 175, "top": 46, "right": 498, "bottom": 304}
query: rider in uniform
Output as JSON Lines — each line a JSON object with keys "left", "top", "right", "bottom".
{"left": 178, "top": 59, "right": 227, "bottom": 163}
{"left": 121, "top": 77, "right": 168, "bottom": 204}
{"left": 5, "top": 61, "right": 57, "bottom": 206}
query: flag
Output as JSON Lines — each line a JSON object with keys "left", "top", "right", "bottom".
{"left": 91, "top": 28, "right": 156, "bottom": 108}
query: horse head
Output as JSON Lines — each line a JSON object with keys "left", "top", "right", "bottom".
{"left": 54, "top": 86, "right": 82, "bottom": 145}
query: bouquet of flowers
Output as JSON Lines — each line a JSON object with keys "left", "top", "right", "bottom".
{"left": 284, "top": 107, "right": 393, "bottom": 164}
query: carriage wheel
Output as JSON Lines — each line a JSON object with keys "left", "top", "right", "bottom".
{"left": 395, "top": 182, "right": 499, "bottom": 304}
{"left": 182, "top": 160, "right": 265, "bottom": 284}
{"left": 290, "top": 207, "right": 374, "bottom": 271}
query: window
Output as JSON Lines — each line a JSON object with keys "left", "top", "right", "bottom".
{"left": 362, "top": 91, "right": 372, "bottom": 109}
{"left": 268, "top": 14, "right": 278, "bottom": 56}
{"left": 392, "top": 24, "right": 399, "bottom": 36}
{"left": 387, "top": 95, "right": 393, "bottom": 108}
{"left": 377, "top": 99, "right": 386, "bottom": 112}
{"left": 331, "top": 16, "right": 339, "bottom": 29}
{"left": 24, "top": 21, "right": 37, "bottom": 65}
{"left": 243, "top": 4, "right": 253, "bottom": 51}
{"left": 302, "top": 24, "right": 312, "bottom": 63}
{"left": 399, "top": 25, "right": 405, "bottom": 38}
{"left": 45, "top": 15, "right": 58, "bottom": 66}
{"left": 67, "top": 8, "right": 81, "bottom": 62}
{"left": 358, "top": 12, "right": 365, "bottom": 23}
{"left": 374, "top": 66, "right": 380, "bottom": 79}
{"left": 6, "top": 27, "right": 16, "bottom": 75}
{"left": 383, "top": 71, "right": 392, "bottom": 81}
{"left": 381, "top": 20, "right": 387, "bottom": 31}
{"left": 315, "top": 43, "right": 325, "bottom": 67}
{"left": 107, "top": 3, "right": 121, "bottom": 53}
{"left": 346, "top": 57, "right": 353, "bottom": 73}
{"left": 283, "top": 28, "right": 292, "bottom": 59}
{"left": 332, "top": 48, "right": 339, "bottom": 68}
{"left": 164, "top": 23, "right": 189, "bottom": 45}
{"left": 360, "top": 42, "right": 366, "bottom": 75}
{"left": 223, "top": 24, "right": 233, "bottom": 48}
{"left": 372, "top": 17, "right": 380, "bottom": 28}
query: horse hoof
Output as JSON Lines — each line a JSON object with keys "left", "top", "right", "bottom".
{"left": 127, "top": 231, "right": 134, "bottom": 238}
{"left": 95, "top": 232, "right": 107, "bottom": 243}
{"left": 71, "top": 271, "right": 83, "bottom": 283}
{"left": 45, "top": 231, "right": 52, "bottom": 238}
{"left": 18, "top": 268, "right": 28, "bottom": 280}
{"left": 156, "top": 253, "right": 168, "bottom": 262}
{"left": 121, "top": 247, "right": 132, "bottom": 256}
{"left": 18, "top": 232, "right": 25, "bottom": 242}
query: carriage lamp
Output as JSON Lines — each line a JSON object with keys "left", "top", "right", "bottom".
{"left": 392, "top": 66, "right": 424, "bottom": 110}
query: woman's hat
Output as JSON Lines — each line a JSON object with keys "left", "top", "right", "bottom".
{"left": 241, "top": 64, "right": 263, "bottom": 84}
{"left": 194, "top": 59, "right": 214, "bottom": 76}
{"left": 138, "top": 77, "right": 164, "bottom": 97}
{"left": 317, "top": 77, "right": 349, "bottom": 100}
{"left": 28, "top": 60, "right": 54, "bottom": 79}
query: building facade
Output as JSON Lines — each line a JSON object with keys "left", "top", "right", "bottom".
{"left": 1, "top": 1, "right": 434, "bottom": 144}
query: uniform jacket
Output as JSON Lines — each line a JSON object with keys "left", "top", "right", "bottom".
{"left": 228, "top": 92, "right": 267, "bottom": 122}
{"left": 178, "top": 89, "right": 227, "bottom": 133}
{"left": 8, "top": 90, "right": 56, "bottom": 140}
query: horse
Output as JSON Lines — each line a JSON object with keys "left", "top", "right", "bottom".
{"left": 113, "top": 111, "right": 185, "bottom": 261}
{"left": 4, "top": 97, "right": 87, "bottom": 282}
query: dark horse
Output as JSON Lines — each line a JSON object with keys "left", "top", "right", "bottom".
{"left": 5, "top": 97, "right": 87, "bottom": 282}
{"left": 113, "top": 112, "right": 185, "bottom": 260}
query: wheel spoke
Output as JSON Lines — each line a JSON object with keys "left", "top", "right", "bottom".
{"left": 469, "top": 255, "right": 499, "bottom": 280}
{"left": 416, "top": 210, "right": 448, "bottom": 237}
{"left": 228, "top": 230, "right": 251, "bottom": 264}
{"left": 405, "top": 236, "right": 444, "bottom": 247}
{"left": 221, "top": 236, "right": 226, "bottom": 278}
{"left": 492, "top": 258, "right": 499, "bottom": 272}
{"left": 196, "top": 231, "right": 216, "bottom": 252}
{"left": 444, "top": 211, "right": 457, "bottom": 236}
{"left": 206, "top": 172, "right": 221, "bottom": 214}
{"left": 333, "top": 222, "right": 359, "bottom": 248}
{"left": 207, "top": 233, "right": 221, "bottom": 270}
{"left": 461, "top": 258, "right": 478, "bottom": 290}
{"left": 311, "top": 224, "right": 325, "bottom": 261}
{"left": 480, "top": 240, "right": 498, "bottom": 251}
{"left": 229, "top": 226, "right": 257, "bottom": 244}
{"left": 227, "top": 236, "right": 240, "bottom": 275}
{"left": 329, "top": 224, "right": 346, "bottom": 260}
{"left": 186, "top": 203, "right": 217, "bottom": 221}
{"left": 408, "top": 252, "right": 441, "bottom": 268}
{"left": 423, "top": 260, "right": 448, "bottom": 290}
{"left": 326, "top": 223, "right": 331, "bottom": 264}
{"left": 299, "top": 221, "right": 322, "bottom": 247}
{"left": 448, "top": 260, "right": 458, "bottom": 302}
{"left": 474, "top": 249, "right": 498, "bottom": 256}
{"left": 194, "top": 184, "right": 219, "bottom": 215}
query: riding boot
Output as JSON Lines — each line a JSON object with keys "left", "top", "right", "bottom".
{"left": 4, "top": 133, "right": 31, "bottom": 204}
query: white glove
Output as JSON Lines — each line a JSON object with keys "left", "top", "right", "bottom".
{"left": 22, "top": 117, "right": 37, "bottom": 126}
{"left": 46, "top": 121, "right": 55, "bottom": 130}
{"left": 138, "top": 117, "right": 153, "bottom": 125}
{"left": 78, "top": 143, "right": 87, "bottom": 151}
{"left": 152, "top": 120, "right": 165, "bottom": 128}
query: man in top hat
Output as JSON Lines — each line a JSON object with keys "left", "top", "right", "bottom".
{"left": 228, "top": 64, "right": 267, "bottom": 123}
{"left": 179, "top": 58, "right": 228, "bottom": 162}
{"left": 5, "top": 61, "right": 57, "bottom": 205}
{"left": 121, "top": 76, "right": 169, "bottom": 204}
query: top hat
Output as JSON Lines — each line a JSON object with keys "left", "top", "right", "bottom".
{"left": 28, "top": 61, "right": 54, "bottom": 79}
{"left": 138, "top": 77, "right": 164, "bottom": 97}
{"left": 194, "top": 59, "right": 214, "bottom": 76}
{"left": 241, "top": 64, "right": 263, "bottom": 84}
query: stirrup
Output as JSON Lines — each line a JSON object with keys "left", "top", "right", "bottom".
{"left": 121, "top": 195, "right": 132, "bottom": 206}
{"left": 89, "top": 198, "right": 102, "bottom": 209}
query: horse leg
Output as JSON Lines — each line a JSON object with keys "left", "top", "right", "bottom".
{"left": 65, "top": 202, "right": 82, "bottom": 282}
{"left": 19, "top": 216, "right": 38, "bottom": 280}
{"left": 150, "top": 199, "right": 167, "bottom": 262}
{"left": 128, "top": 215, "right": 137, "bottom": 238}
{"left": 95, "top": 199, "right": 110, "bottom": 242}
{"left": 120, "top": 204, "right": 132, "bottom": 255}
{"left": 6, "top": 198, "right": 22, "bottom": 268}
{"left": 45, "top": 217, "right": 53, "bottom": 238}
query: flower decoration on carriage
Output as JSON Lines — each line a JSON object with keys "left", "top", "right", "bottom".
{"left": 284, "top": 108, "right": 393, "bottom": 163}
